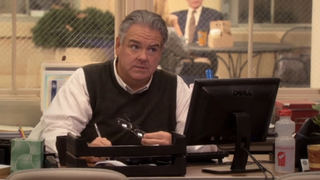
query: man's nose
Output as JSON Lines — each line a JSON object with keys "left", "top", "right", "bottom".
{"left": 138, "top": 49, "right": 148, "bottom": 60}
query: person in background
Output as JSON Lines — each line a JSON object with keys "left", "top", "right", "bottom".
{"left": 29, "top": 9, "right": 192, "bottom": 162}
{"left": 172, "top": 0, "right": 223, "bottom": 77}
{"left": 153, "top": 0, "right": 190, "bottom": 75}
{"left": 172, "top": 0, "right": 223, "bottom": 44}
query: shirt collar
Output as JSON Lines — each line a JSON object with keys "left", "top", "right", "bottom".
{"left": 188, "top": 6, "right": 203, "bottom": 15}
{"left": 113, "top": 58, "right": 153, "bottom": 94}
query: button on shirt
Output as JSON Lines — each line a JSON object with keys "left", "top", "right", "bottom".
{"left": 33, "top": 58, "right": 192, "bottom": 154}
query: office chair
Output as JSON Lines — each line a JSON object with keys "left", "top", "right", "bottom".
{"left": 276, "top": 171, "right": 320, "bottom": 180}
{"left": 178, "top": 58, "right": 214, "bottom": 85}
{"left": 159, "top": 51, "right": 216, "bottom": 85}
{"left": 273, "top": 26, "right": 311, "bottom": 87}
{"left": 6, "top": 168, "right": 129, "bottom": 180}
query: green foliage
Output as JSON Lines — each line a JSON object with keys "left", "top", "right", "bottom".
{"left": 312, "top": 104, "right": 320, "bottom": 128}
{"left": 31, "top": 7, "right": 114, "bottom": 49}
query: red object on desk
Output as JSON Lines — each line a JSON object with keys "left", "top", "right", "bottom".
{"left": 275, "top": 100, "right": 319, "bottom": 133}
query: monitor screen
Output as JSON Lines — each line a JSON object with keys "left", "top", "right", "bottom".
{"left": 184, "top": 77, "right": 280, "bottom": 173}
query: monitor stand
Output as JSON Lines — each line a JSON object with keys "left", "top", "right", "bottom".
{"left": 202, "top": 112, "right": 262, "bottom": 174}
{"left": 202, "top": 164, "right": 262, "bottom": 174}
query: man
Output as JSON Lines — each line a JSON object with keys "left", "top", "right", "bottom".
{"left": 173, "top": 0, "right": 223, "bottom": 44}
{"left": 172, "top": 0, "right": 223, "bottom": 76}
{"left": 30, "top": 10, "right": 192, "bottom": 161}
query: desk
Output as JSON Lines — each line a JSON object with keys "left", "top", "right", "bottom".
{"left": 0, "top": 157, "right": 277, "bottom": 180}
{"left": 189, "top": 42, "right": 293, "bottom": 78}
{"left": 130, "top": 155, "right": 278, "bottom": 180}
{"left": 0, "top": 155, "right": 287, "bottom": 180}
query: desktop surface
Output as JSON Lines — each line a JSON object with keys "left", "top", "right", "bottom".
{"left": 0, "top": 155, "right": 287, "bottom": 180}
{"left": 130, "top": 155, "right": 278, "bottom": 180}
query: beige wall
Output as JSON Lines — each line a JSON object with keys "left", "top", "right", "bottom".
{"left": 0, "top": 38, "right": 113, "bottom": 89}
{"left": 0, "top": 22, "right": 34, "bottom": 37}
{"left": 81, "top": 0, "right": 222, "bottom": 14}
{"left": 0, "top": 99, "right": 42, "bottom": 126}
{"left": 80, "top": 0, "right": 116, "bottom": 15}
{"left": 168, "top": 0, "right": 221, "bottom": 13}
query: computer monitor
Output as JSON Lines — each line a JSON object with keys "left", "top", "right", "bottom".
{"left": 184, "top": 77, "right": 280, "bottom": 173}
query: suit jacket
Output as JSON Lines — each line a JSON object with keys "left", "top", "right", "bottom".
{"left": 173, "top": 7, "right": 223, "bottom": 43}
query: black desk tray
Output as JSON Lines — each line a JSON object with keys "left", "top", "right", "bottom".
{"left": 65, "top": 132, "right": 186, "bottom": 177}
{"left": 0, "top": 139, "right": 11, "bottom": 165}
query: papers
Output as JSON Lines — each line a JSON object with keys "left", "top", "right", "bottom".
{"left": 0, "top": 125, "right": 33, "bottom": 132}
{"left": 187, "top": 145, "right": 218, "bottom": 153}
{"left": 0, "top": 125, "right": 33, "bottom": 139}
{"left": 95, "top": 160, "right": 127, "bottom": 167}
{"left": 212, "top": 157, "right": 232, "bottom": 164}
{"left": 95, "top": 160, "right": 158, "bottom": 167}
{"left": 0, "top": 164, "right": 10, "bottom": 168}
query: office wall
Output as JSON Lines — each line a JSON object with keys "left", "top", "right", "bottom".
{"left": 0, "top": 98, "right": 42, "bottom": 126}
{"left": 80, "top": 0, "right": 115, "bottom": 15}
{"left": 168, "top": 0, "right": 221, "bottom": 12}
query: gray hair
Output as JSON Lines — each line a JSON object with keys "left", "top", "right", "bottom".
{"left": 118, "top": 10, "right": 168, "bottom": 47}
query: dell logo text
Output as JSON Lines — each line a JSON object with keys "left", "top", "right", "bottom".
{"left": 233, "top": 89, "right": 253, "bottom": 96}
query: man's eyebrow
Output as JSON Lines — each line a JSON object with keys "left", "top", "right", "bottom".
{"left": 148, "top": 44, "right": 161, "bottom": 48}
{"left": 128, "top": 39, "right": 161, "bottom": 48}
{"left": 128, "top": 39, "right": 141, "bottom": 44}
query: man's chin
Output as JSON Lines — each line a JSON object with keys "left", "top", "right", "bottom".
{"left": 131, "top": 73, "right": 152, "bottom": 81}
{"left": 132, "top": 76, "right": 150, "bottom": 81}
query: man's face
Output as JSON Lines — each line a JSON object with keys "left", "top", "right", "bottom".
{"left": 187, "top": 0, "right": 204, "bottom": 9}
{"left": 115, "top": 24, "right": 163, "bottom": 89}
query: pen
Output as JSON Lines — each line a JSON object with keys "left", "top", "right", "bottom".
{"left": 17, "top": 124, "right": 26, "bottom": 138}
{"left": 94, "top": 123, "right": 111, "bottom": 160}
{"left": 20, "top": 126, "right": 26, "bottom": 138}
{"left": 16, "top": 125, "right": 23, "bottom": 138}
{"left": 94, "top": 123, "right": 101, "bottom": 137}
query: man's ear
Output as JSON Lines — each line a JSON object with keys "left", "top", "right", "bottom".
{"left": 115, "top": 36, "right": 121, "bottom": 56}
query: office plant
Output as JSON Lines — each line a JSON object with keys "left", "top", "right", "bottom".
{"left": 294, "top": 104, "right": 320, "bottom": 169}
{"left": 31, "top": 5, "right": 115, "bottom": 49}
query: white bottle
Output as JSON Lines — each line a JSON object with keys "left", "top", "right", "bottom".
{"left": 275, "top": 104, "right": 296, "bottom": 174}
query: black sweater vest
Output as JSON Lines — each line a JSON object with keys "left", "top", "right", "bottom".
{"left": 81, "top": 60, "right": 177, "bottom": 145}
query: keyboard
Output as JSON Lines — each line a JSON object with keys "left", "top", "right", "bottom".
{"left": 186, "top": 151, "right": 229, "bottom": 163}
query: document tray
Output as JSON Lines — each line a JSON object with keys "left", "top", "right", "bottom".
{"left": 65, "top": 132, "right": 186, "bottom": 177}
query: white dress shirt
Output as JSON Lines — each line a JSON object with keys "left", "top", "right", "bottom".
{"left": 184, "top": 6, "right": 203, "bottom": 43}
{"left": 29, "top": 59, "right": 192, "bottom": 154}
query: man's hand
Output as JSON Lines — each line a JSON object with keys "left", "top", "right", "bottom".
{"left": 141, "top": 131, "right": 172, "bottom": 146}
{"left": 169, "top": 14, "right": 179, "bottom": 26}
{"left": 89, "top": 137, "right": 112, "bottom": 147}
{"left": 169, "top": 14, "right": 183, "bottom": 36}
{"left": 81, "top": 137, "right": 112, "bottom": 163}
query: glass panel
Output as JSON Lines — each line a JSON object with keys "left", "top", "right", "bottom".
{"left": 238, "top": 0, "right": 312, "bottom": 24}
{"left": 0, "top": 0, "right": 317, "bottom": 92}
{"left": 0, "top": 17, "right": 12, "bottom": 89}
{"left": 0, "top": 0, "right": 26, "bottom": 14}
{"left": 1, "top": 0, "right": 115, "bottom": 90}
